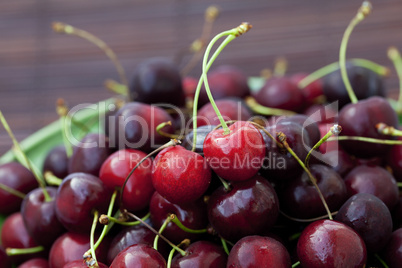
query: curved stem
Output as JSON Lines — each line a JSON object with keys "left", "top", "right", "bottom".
{"left": 56, "top": 99, "right": 73, "bottom": 158}
{"left": 156, "top": 121, "right": 181, "bottom": 139}
{"left": 339, "top": 1, "right": 372, "bottom": 104}
{"left": 388, "top": 47, "right": 402, "bottom": 112}
{"left": 0, "top": 182, "right": 26, "bottom": 199}
{"left": 245, "top": 96, "right": 296, "bottom": 116}
{"left": 280, "top": 210, "right": 338, "bottom": 223}
{"left": 84, "top": 210, "right": 99, "bottom": 267}
{"left": 376, "top": 123, "right": 402, "bottom": 136}
{"left": 103, "top": 211, "right": 150, "bottom": 226}
{"left": 170, "top": 214, "right": 208, "bottom": 234}
{"left": 44, "top": 171, "right": 63, "bottom": 186}
{"left": 329, "top": 135, "right": 402, "bottom": 145}
{"left": 154, "top": 215, "right": 171, "bottom": 251}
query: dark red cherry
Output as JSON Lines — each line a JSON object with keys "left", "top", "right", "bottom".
{"left": 203, "top": 121, "right": 265, "bottom": 181}
{"left": 129, "top": 57, "right": 185, "bottom": 107}
{"left": 68, "top": 133, "right": 112, "bottom": 176}
{"left": 181, "top": 125, "right": 216, "bottom": 155}
{"left": 381, "top": 228, "right": 402, "bottom": 268}
{"left": 109, "top": 244, "right": 166, "bottom": 268}
{"left": 312, "top": 148, "right": 356, "bottom": 177}
{"left": 18, "top": 258, "right": 49, "bottom": 268}
{"left": 196, "top": 98, "right": 252, "bottom": 127}
{"left": 182, "top": 76, "right": 198, "bottom": 100}
{"left": 291, "top": 72, "right": 324, "bottom": 105}
{"left": 207, "top": 175, "right": 279, "bottom": 242}
{"left": 0, "top": 162, "right": 37, "bottom": 215}
{"left": 198, "top": 65, "right": 250, "bottom": 107}
{"left": 63, "top": 260, "right": 108, "bottom": 268}
{"left": 21, "top": 187, "right": 66, "bottom": 248}
{"left": 335, "top": 193, "right": 393, "bottom": 253}
{"left": 152, "top": 145, "right": 211, "bottom": 204}
{"left": 99, "top": 149, "right": 154, "bottom": 212}
{"left": 344, "top": 165, "right": 399, "bottom": 210}
{"left": 149, "top": 191, "right": 208, "bottom": 244}
{"left": 255, "top": 77, "right": 305, "bottom": 113}
{"left": 43, "top": 145, "right": 69, "bottom": 179}
{"left": 338, "top": 96, "right": 398, "bottom": 158}
{"left": 171, "top": 240, "right": 228, "bottom": 268}
{"left": 0, "top": 246, "right": 12, "bottom": 268}
{"left": 297, "top": 219, "right": 367, "bottom": 268}
{"left": 112, "top": 102, "right": 175, "bottom": 152}
{"left": 55, "top": 173, "right": 111, "bottom": 233}
{"left": 280, "top": 164, "right": 347, "bottom": 219}
{"left": 303, "top": 103, "right": 338, "bottom": 125}
{"left": 227, "top": 235, "right": 291, "bottom": 268}
{"left": 386, "top": 136, "right": 402, "bottom": 182}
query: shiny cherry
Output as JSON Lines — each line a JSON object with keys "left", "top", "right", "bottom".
{"left": 381, "top": 228, "right": 402, "bottom": 268}
{"left": 43, "top": 145, "right": 69, "bottom": 179}
{"left": 109, "top": 244, "right": 166, "bottom": 268}
{"left": 18, "top": 258, "right": 49, "bottom": 268}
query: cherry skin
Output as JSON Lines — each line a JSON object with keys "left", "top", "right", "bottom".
{"left": 297, "top": 219, "right": 367, "bottom": 268}
{"left": 99, "top": 149, "right": 154, "bottom": 212}
{"left": 152, "top": 145, "right": 211, "bottom": 204}
{"left": 171, "top": 240, "right": 228, "bottom": 268}
{"left": 18, "top": 258, "right": 49, "bottom": 268}
{"left": 129, "top": 57, "right": 185, "bottom": 107}
{"left": 149, "top": 191, "right": 208, "bottom": 244}
{"left": 20, "top": 187, "right": 66, "bottom": 248}
{"left": 227, "top": 235, "right": 291, "bottom": 268}
{"left": 55, "top": 173, "right": 111, "bottom": 233}
{"left": 43, "top": 145, "right": 69, "bottom": 179}
{"left": 0, "top": 162, "right": 37, "bottom": 215}
{"left": 335, "top": 193, "right": 393, "bottom": 253}
{"left": 312, "top": 148, "right": 356, "bottom": 177}
{"left": 181, "top": 125, "right": 216, "bottom": 155}
{"left": 0, "top": 247, "right": 11, "bottom": 268}
{"left": 68, "top": 133, "right": 112, "bottom": 176}
{"left": 381, "top": 228, "right": 402, "bottom": 268}
{"left": 112, "top": 102, "right": 175, "bottom": 152}
{"left": 338, "top": 96, "right": 398, "bottom": 158}
{"left": 63, "top": 260, "right": 108, "bottom": 268}
{"left": 291, "top": 72, "right": 324, "bottom": 105}
{"left": 203, "top": 121, "right": 266, "bottom": 181}
{"left": 109, "top": 244, "right": 166, "bottom": 268}
{"left": 386, "top": 136, "right": 402, "bottom": 182}
{"left": 207, "top": 175, "right": 279, "bottom": 242}
{"left": 344, "top": 165, "right": 399, "bottom": 210}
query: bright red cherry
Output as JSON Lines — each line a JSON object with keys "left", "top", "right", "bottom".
{"left": 109, "top": 244, "right": 166, "bottom": 268}
{"left": 203, "top": 121, "right": 265, "bottom": 181}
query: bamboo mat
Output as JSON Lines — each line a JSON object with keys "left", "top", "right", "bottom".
{"left": 0, "top": 0, "right": 401, "bottom": 155}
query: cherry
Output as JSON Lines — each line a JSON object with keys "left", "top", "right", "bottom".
{"left": 149, "top": 191, "right": 208, "bottom": 244}
{"left": 152, "top": 145, "right": 211, "bottom": 204}
{"left": 196, "top": 98, "right": 252, "bottom": 127}
{"left": 181, "top": 125, "right": 216, "bottom": 155}
{"left": 227, "top": 235, "right": 291, "bottom": 268}
{"left": 21, "top": 187, "right": 66, "bottom": 248}
{"left": 386, "top": 136, "right": 402, "bottom": 182}
{"left": 63, "top": 260, "right": 108, "bottom": 268}
{"left": 55, "top": 173, "right": 111, "bottom": 233}
{"left": 43, "top": 145, "right": 69, "bottom": 179}
{"left": 99, "top": 149, "right": 154, "bottom": 212}
{"left": 312, "top": 148, "right": 356, "bottom": 177}
{"left": 48, "top": 232, "right": 109, "bottom": 268}
{"left": 0, "top": 162, "right": 37, "bottom": 215}
{"left": 335, "top": 193, "right": 393, "bottom": 253}
{"left": 109, "top": 244, "right": 166, "bottom": 268}
{"left": 254, "top": 76, "right": 306, "bottom": 113}
{"left": 381, "top": 228, "right": 402, "bottom": 268}
{"left": 291, "top": 72, "right": 324, "bottom": 105}
{"left": 282, "top": 114, "right": 321, "bottom": 146}
{"left": 203, "top": 121, "right": 265, "bottom": 181}
{"left": 338, "top": 96, "right": 398, "bottom": 158}
{"left": 303, "top": 103, "right": 338, "bottom": 125}
{"left": 18, "top": 258, "right": 49, "bottom": 268}
{"left": 344, "top": 165, "right": 399, "bottom": 210}
{"left": 171, "top": 240, "right": 228, "bottom": 268}
{"left": 68, "top": 133, "right": 112, "bottom": 176}
{"left": 182, "top": 76, "right": 198, "bottom": 101}
{"left": 207, "top": 175, "right": 279, "bottom": 242}
{"left": 107, "top": 225, "right": 169, "bottom": 265}
{"left": 297, "top": 219, "right": 367, "bottom": 268}
{"left": 198, "top": 65, "right": 250, "bottom": 107}
{"left": 280, "top": 164, "right": 347, "bottom": 219}
{"left": 129, "top": 57, "right": 185, "bottom": 107}
{"left": 0, "top": 247, "right": 11, "bottom": 268}
{"left": 112, "top": 102, "right": 175, "bottom": 152}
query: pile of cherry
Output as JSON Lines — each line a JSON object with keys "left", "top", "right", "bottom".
{"left": 2, "top": 3, "right": 402, "bottom": 268}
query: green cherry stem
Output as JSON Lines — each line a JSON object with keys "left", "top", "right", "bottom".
{"left": 104, "top": 79, "right": 129, "bottom": 96}
{"left": 101, "top": 212, "right": 150, "bottom": 226}
{"left": 154, "top": 215, "right": 172, "bottom": 251}
{"left": 397, "top": 182, "right": 402, "bottom": 188}
{"left": 220, "top": 237, "right": 230, "bottom": 255}
{"left": 277, "top": 132, "right": 333, "bottom": 220}
{"left": 339, "top": 1, "right": 372, "bottom": 104}
{"left": 0, "top": 111, "right": 51, "bottom": 202}
{"left": 156, "top": 121, "right": 181, "bottom": 140}
{"left": 292, "top": 261, "right": 301, "bottom": 268}
{"left": 374, "top": 253, "right": 390, "bottom": 268}
{"left": 328, "top": 136, "right": 402, "bottom": 145}
{"left": 297, "top": 58, "right": 389, "bottom": 89}
{"left": 44, "top": 171, "right": 63, "bottom": 186}
{"left": 166, "top": 239, "right": 191, "bottom": 268}
{"left": 305, "top": 124, "right": 342, "bottom": 167}
{"left": 0, "top": 182, "right": 26, "bottom": 199}
{"left": 83, "top": 210, "right": 99, "bottom": 268}
{"left": 388, "top": 46, "right": 402, "bottom": 112}
{"left": 280, "top": 210, "right": 338, "bottom": 223}
{"left": 56, "top": 99, "right": 73, "bottom": 158}
{"left": 170, "top": 214, "right": 208, "bottom": 234}
{"left": 6, "top": 246, "right": 45, "bottom": 256}
{"left": 244, "top": 96, "right": 296, "bottom": 116}
{"left": 376, "top": 123, "right": 402, "bottom": 136}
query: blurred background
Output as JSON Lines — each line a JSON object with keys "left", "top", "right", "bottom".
{"left": 0, "top": 0, "right": 401, "bottom": 155}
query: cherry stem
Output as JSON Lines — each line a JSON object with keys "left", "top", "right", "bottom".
{"left": 120, "top": 139, "right": 180, "bottom": 211}
{"left": 6, "top": 246, "right": 45, "bottom": 256}
{"left": 0, "top": 182, "right": 26, "bottom": 199}
{"left": 376, "top": 123, "right": 402, "bottom": 136}
{"left": 305, "top": 124, "right": 342, "bottom": 167}
{"left": 154, "top": 215, "right": 171, "bottom": 251}
{"left": 289, "top": 232, "right": 301, "bottom": 241}
{"left": 56, "top": 98, "right": 73, "bottom": 158}
{"left": 103, "top": 212, "right": 150, "bottom": 226}
{"left": 52, "top": 22, "right": 129, "bottom": 90}
{"left": 374, "top": 253, "right": 389, "bottom": 268}
{"left": 0, "top": 111, "right": 51, "bottom": 202}
{"left": 124, "top": 210, "right": 187, "bottom": 256}
{"left": 277, "top": 132, "right": 333, "bottom": 220}
{"left": 292, "top": 261, "right": 301, "bottom": 268}
{"left": 170, "top": 213, "right": 208, "bottom": 234}
{"left": 83, "top": 210, "right": 99, "bottom": 268}
{"left": 220, "top": 237, "right": 230, "bottom": 255}
{"left": 397, "top": 182, "right": 402, "bottom": 188}
{"left": 44, "top": 171, "right": 63, "bottom": 186}
{"left": 339, "top": 1, "right": 372, "bottom": 104}
{"left": 273, "top": 57, "right": 288, "bottom": 77}
{"left": 166, "top": 239, "right": 191, "bottom": 268}
{"left": 388, "top": 46, "right": 402, "bottom": 112}
{"left": 280, "top": 210, "right": 338, "bottom": 223}
{"left": 191, "top": 22, "right": 252, "bottom": 150}
{"left": 329, "top": 135, "right": 402, "bottom": 145}
{"left": 104, "top": 79, "right": 128, "bottom": 96}
{"left": 156, "top": 121, "right": 181, "bottom": 139}
{"left": 217, "top": 175, "right": 231, "bottom": 191}
{"left": 244, "top": 96, "right": 296, "bottom": 116}
{"left": 297, "top": 58, "right": 390, "bottom": 89}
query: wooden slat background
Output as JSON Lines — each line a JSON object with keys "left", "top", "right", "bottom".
{"left": 1, "top": 0, "right": 401, "bottom": 155}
